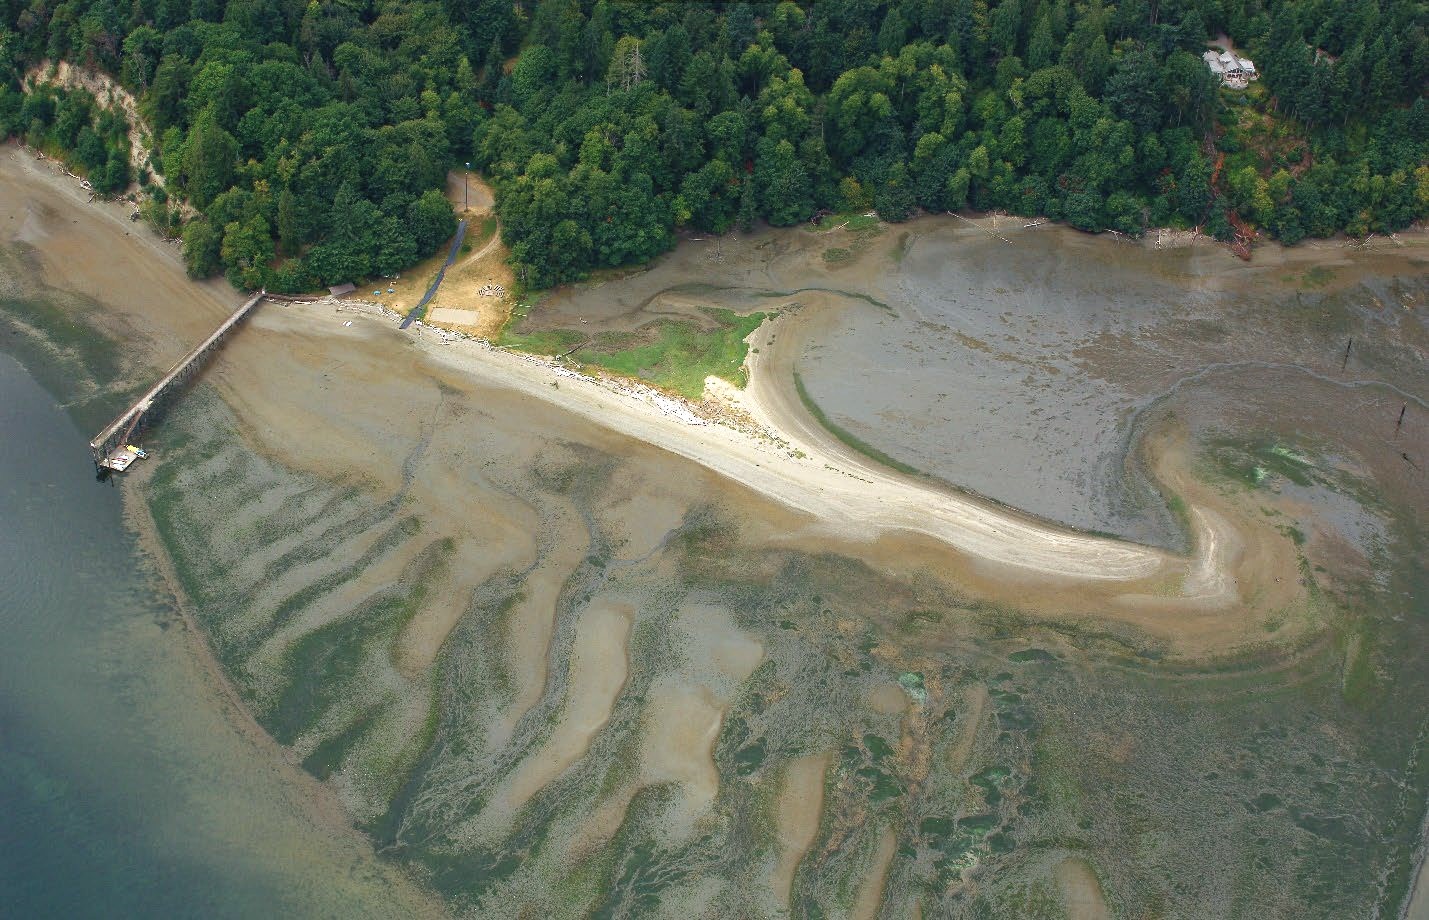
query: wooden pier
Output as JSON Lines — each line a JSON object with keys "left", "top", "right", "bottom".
{"left": 90, "top": 291, "right": 266, "bottom": 471}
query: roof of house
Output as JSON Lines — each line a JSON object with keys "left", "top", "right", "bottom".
{"left": 328, "top": 282, "right": 356, "bottom": 296}
{"left": 1205, "top": 47, "right": 1256, "bottom": 79}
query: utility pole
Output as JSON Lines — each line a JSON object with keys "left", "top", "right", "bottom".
{"left": 1341, "top": 338, "right": 1352, "bottom": 372}
{"left": 1396, "top": 403, "right": 1406, "bottom": 435}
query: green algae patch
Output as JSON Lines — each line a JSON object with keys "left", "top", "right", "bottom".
{"left": 1208, "top": 435, "right": 1319, "bottom": 488}
{"left": 863, "top": 733, "right": 896, "bottom": 761}
{"left": 957, "top": 813, "right": 999, "bottom": 833}
{"left": 898, "top": 671, "right": 928, "bottom": 703}
{"left": 1298, "top": 266, "right": 1337, "bottom": 288}
{"left": 302, "top": 704, "right": 384, "bottom": 779}
{"left": 266, "top": 592, "right": 408, "bottom": 744}
{"left": 733, "top": 738, "right": 768, "bottom": 776}
{"left": 263, "top": 537, "right": 451, "bottom": 745}
{"left": 920, "top": 816, "right": 956, "bottom": 836}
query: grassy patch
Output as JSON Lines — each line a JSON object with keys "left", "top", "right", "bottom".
{"left": 500, "top": 306, "right": 766, "bottom": 397}
{"left": 569, "top": 308, "right": 766, "bottom": 399}
{"left": 497, "top": 322, "right": 587, "bottom": 355}
{"left": 457, "top": 215, "right": 499, "bottom": 257}
{"left": 473, "top": 214, "right": 498, "bottom": 245}
{"left": 823, "top": 247, "right": 852, "bottom": 263}
{"left": 811, "top": 212, "right": 881, "bottom": 233}
{"left": 792, "top": 370, "right": 922, "bottom": 477}
{"left": 1163, "top": 490, "right": 1193, "bottom": 545}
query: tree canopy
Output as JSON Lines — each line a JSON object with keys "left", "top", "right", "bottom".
{"left": 1, "top": 0, "right": 1425, "bottom": 291}
{"left": 471, "top": 0, "right": 1427, "bottom": 286}
{"left": 0, "top": 0, "right": 487, "bottom": 289}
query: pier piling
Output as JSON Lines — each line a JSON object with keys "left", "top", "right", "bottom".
{"left": 89, "top": 292, "right": 266, "bottom": 471}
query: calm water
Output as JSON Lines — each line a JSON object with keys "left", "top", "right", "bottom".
{"left": 0, "top": 351, "right": 431, "bottom": 918}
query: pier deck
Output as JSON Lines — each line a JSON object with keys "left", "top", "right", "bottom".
{"left": 90, "top": 291, "right": 266, "bottom": 470}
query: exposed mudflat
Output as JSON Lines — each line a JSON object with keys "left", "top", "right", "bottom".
{"left": 4, "top": 143, "right": 1428, "bottom": 919}
{"left": 525, "top": 216, "right": 1426, "bottom": 552}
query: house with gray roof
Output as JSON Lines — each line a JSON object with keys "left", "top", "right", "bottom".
{"left": 1204, "top": 49, "right": 1258, "bottom": 89}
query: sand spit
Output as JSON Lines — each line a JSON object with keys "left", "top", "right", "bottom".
{"left": 487, "top": 599, "right": 633, "bottom": 823}
{"left": 271, "top": 293, "right": 1354, "bottom": 656}
{"left": 1, "top": 138, "right": 1405, "bottom": 630}
{"left": 8, "top": 141, "right": 1427, "bottom": 918}
{"left": 1055, "top": 856, "right": 1112, "bottom": 920}
{"left": 638, "top": 603, "right": 764, "bottom": 842}
{"left": 772, "top": 753, "right": 831, "bottom": 906}
{"left": 486, "top": 498, "right": 590, "bottom": 749}
{"left": 358, "top": 309, "right": 1173, "bottom": 585}
{"left": 851, "top": 826, "right": 899, "bottom": 920}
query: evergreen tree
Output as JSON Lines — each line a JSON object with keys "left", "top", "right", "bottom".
{"left": 737, "top": 175, "right": 757, "bottom": 232}
{"left": 3, "top": 0, "right": 1423, "bottom": 290}
{"left": 181, "top": 109, "right": 236, "bottom": 210}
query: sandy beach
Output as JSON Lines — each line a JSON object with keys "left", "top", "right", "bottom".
{"left": 3, "top": 139, "right": 1403, "bottom": 655}
{"left": 385, "top": 308, "right": 1173, "bottom": 581}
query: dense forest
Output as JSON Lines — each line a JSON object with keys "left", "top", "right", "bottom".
{"left": 1, "top": 1, "right": 1426, "bottom": 291}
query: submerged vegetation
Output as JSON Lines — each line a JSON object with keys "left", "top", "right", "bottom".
{"left": 132, "top": 385, "right": 1429, "bottom": 918}
{"left": 2, "top": 2, "right": 1426, "bottom": 914}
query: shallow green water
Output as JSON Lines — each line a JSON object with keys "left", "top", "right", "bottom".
{"left": 0, "top": 350, "right": 434, "bottom": 918}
